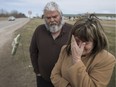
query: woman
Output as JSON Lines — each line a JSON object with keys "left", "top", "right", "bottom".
{"left": 50, "top": 14, "right": 116, "bottom": 87}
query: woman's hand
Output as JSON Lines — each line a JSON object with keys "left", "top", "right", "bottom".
{"left": 71, "top": 35, "right": 85, "bottom": 64}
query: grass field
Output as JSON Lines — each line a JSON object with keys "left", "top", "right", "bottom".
{"left": 14, "top": 18, "right": 116, "bottom": 87}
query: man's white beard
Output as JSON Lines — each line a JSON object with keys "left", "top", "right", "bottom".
{"left": 45, "top": 19, "right": 65, "bottom": 33}
{"left": 49, "top": 24, "right": 60, "bottom": 33}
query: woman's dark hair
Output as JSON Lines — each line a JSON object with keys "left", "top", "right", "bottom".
{"left": 66, "top": 14, "right": 109, "bottom": 57}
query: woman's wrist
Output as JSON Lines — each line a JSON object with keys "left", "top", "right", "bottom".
{"left": 76, "top": 59, "right": 81, "bottom": 62}
{"left": 73, "top": 58, "right": 81, "bottom": 64}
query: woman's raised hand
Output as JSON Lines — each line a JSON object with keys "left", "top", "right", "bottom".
{"left": 71, "top": 35, "right": 85, "bottom": 64}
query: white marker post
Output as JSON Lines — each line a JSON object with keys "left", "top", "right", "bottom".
{"left": 11, "top": 34, "right": 21, "bottom": 55}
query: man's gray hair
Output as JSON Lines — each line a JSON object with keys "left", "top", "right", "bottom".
{"left": 43, "top": 1, "right": 62, "bottom": 16}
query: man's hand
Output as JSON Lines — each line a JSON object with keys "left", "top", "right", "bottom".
{"left": 36, "top": 74, "right": 41, "bottom": 76}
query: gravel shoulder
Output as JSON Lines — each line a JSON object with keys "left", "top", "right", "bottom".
{"left": 0, "top": 18, "right": 36, "bottom": 87}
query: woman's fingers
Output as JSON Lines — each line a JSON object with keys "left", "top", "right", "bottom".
{"left": 71, "top": 35, "right": 76, "bottom": 42}
{"left": 71, "top": 40, "right": 85, "bottom": 57}
{"left": 79, "top": 42, "right": 85, "bottom": 51}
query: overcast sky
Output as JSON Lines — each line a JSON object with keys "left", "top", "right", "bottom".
{"left": 0, "top": 0, "right": 116, "bottom": 17}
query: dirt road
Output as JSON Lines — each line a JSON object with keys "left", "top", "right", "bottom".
{"left": 0, "top": 18, "right": 36, "bottom": 87}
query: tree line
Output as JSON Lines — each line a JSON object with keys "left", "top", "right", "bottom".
{"left": 0, "top": 9, "right": 26, "bottom": 18}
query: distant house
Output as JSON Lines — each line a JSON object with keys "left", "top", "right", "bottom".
{"left": 63, "top": 13, "right": 116, "bottom": 20}
{"left": 95, "top": 13, "right": 116, "bottom": 20}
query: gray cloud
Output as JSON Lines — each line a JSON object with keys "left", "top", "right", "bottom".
{"left": 0, "top": 0, "right": 115, "bottom": 17}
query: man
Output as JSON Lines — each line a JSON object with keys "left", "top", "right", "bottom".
{"left": 29, "top": 1, "right": 72, "bottom": 87}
